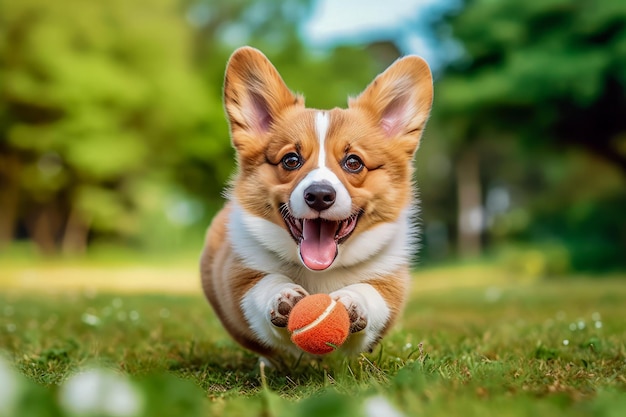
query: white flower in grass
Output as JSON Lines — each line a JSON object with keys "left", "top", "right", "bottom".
{"left": 364, "top": 395, "right": 405, "bottom": 417}
{"left": 59, "top": 369, "right": 143, "bottom": 417}
{"left": 129, "top": 311, "right": 140, "bottom": 322}
{"left": 81, "top": 313, "right": 101, "bottom": 327}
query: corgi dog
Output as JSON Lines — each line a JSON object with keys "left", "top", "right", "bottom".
{"left": 201, "top": 47, "right": 433, "bottom": 359}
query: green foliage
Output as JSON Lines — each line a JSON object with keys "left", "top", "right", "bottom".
{"left": 435, "top": 0, "right": 626, "bottom": 167}
{"left": 423, "top": 0, "right": 626, "bottom": 270}
{"left": 527, "top": 193, "right": 626, "bottom": 272}
{"left": 0, "top": 0, "right": 222, "bottom": 253}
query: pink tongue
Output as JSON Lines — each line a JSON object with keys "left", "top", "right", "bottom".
{"left": 300, "top": 219, "right": 338, "bottom": 270}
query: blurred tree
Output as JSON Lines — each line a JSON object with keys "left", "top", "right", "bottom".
{"left": 435, "top": 0, "right": 626, "bottom": 173}
{"left": 0, "top": 0, "right": 220, "bottom": 253}
{"left": 428, "top": 0, "right": 626, "bottom": 268}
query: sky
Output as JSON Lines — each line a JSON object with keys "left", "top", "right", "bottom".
{"left": 303, "top": 0, "right": 456, "bottom": 70}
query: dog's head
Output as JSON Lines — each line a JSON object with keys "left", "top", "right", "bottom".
{"left": 224, "top": 47, "right": 433, "bottom": 271}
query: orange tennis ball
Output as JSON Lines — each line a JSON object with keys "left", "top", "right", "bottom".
{"left": 287, "top": 293, "right": 350, "bottom": 355}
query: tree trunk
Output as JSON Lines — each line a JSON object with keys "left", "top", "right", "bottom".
{"left": 0, "top": 154, "right": 20, "bottom": 248}
{"left": 456, "top": 148, "right": 483, "bottom": 258}
{"left": 28, "top": 206, "right": 60, "bottom": 255}
{"left": 62, "top": 207, "right": 91, "bottom": 255}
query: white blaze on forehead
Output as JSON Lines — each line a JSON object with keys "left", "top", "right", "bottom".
{"left": 289, "top": 111, "right": 352, "bottom": 220}
{"left": 315, "top": 111, "right": 330, "bottom": 168}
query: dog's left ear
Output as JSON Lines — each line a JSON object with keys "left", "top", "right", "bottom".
{"left": 350, "top": 56, "right": 433, "bottom": 156}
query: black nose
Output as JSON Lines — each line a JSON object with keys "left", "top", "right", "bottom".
{"left": 304, "top": 182, "right": 336, "bottom": 211}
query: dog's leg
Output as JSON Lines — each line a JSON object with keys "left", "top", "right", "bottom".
{"left": 330, "top": 283, "right": 393, "bottom": 354}
{"left": 241, "top": 274, "right": 309, "bottom": 353}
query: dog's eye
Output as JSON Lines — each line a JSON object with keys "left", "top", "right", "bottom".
{"left": 343, "top": 155, "right": 364, "bottom": 173}
{"left": 281, "top": 153, "right": 302, "bottom": 170}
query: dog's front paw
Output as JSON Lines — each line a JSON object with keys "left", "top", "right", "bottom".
{"left": 332, "top": 292, "right": 368, "bottom": 333}
{"left": 269, "top": 286, "right": 308, "bottom": 327}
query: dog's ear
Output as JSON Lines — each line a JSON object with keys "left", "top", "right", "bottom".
{"left": 224, "top": 47, "right": 303, "bottom": 152}
{"left": 350, "top": 56, "right": 433, "bottom": 156}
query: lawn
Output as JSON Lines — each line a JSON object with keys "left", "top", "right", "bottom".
{"left": 0, "top": 262, "right": 625, "bottom": 416}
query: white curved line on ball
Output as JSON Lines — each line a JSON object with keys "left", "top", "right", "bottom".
{"left": 291, "top": 298, "right": 337, "bottom": 336}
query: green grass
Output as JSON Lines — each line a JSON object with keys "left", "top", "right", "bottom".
{"left": 1, "top": 265, "right": 625, "bottom": 416}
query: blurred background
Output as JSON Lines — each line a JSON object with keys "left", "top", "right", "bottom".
{"left": 1, "top": 0, "right": 625, "bottom": 278}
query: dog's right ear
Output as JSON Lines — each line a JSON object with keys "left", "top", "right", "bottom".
{"left": 224, "top": 47, "right": 303, "bottom": 152}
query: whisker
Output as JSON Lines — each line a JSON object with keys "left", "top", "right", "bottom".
{"left": 279, "top": 203, "right": 291, "bottom": 219}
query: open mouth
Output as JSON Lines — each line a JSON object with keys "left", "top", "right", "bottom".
{"left": 281, "top": 204, "right": 360, "bottom": 271}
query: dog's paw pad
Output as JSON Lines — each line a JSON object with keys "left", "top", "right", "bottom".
{"left": 269, "top": 287, "right": 308, "bottom": 327}
{"left": 333, "top": 294, "right": 368, "bottom": 333}
{"left": 346, "top": 302, "right": 368, "bottom": 333}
